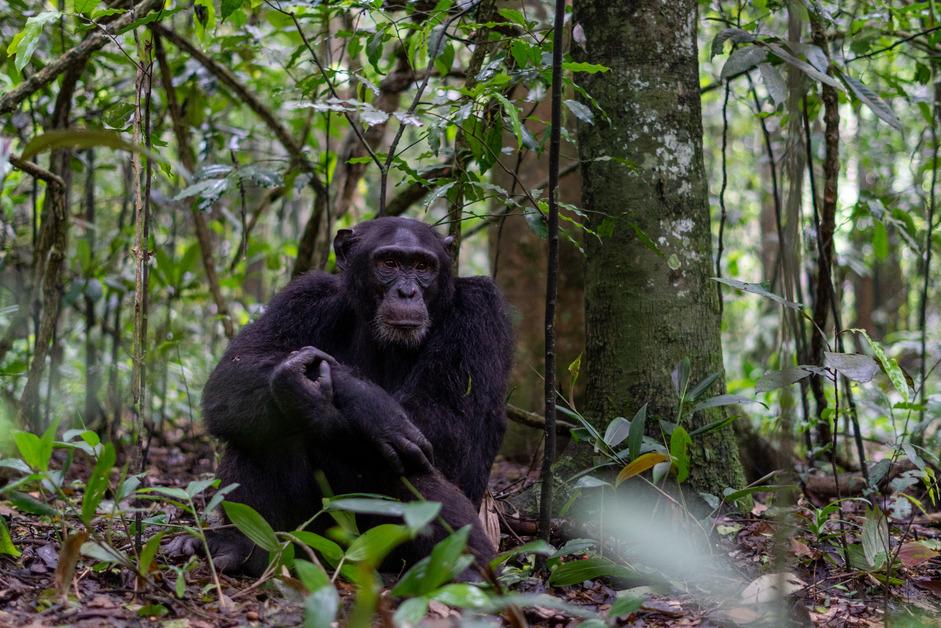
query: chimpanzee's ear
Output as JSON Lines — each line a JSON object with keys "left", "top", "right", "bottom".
{"left": 442, "top": 235, "right": 455, "bottom": 253}
{"left": 334, "top": 229, "right": 355, "bottom": 270}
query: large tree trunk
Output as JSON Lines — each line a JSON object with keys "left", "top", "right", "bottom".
{"left": 574, "top": 0, "right": 744, "bottom": 493}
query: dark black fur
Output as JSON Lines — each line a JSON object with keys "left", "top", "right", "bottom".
{"left": 199, "top": 217, "right": 512, "bottom": 574}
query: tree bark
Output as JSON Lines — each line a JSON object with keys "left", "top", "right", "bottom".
{"left": 574, "top": 0, "right": 744, "bottom": 492}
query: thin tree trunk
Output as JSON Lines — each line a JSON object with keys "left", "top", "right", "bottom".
{"left": 83, "top": 149, "right": 102, "bottom": 429}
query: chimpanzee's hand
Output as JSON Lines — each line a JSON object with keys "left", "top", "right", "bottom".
{"left": 331, "top": 369, "right": 435, "bottom": 475}
{"left": 268, "top": 346, "right": 337, "bottom": 427}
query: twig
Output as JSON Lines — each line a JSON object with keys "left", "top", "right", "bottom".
{"left": 716, "top": 80, "right": 730, "bottom": 314}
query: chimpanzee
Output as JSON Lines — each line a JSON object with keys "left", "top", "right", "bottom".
{"left": 183, "top": 217, "right": 512, "bottom": 575}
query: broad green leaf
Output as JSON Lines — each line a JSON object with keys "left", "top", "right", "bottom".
{"left": 497, "top": 7, "right": 526, "bottom": 25}
{"left": 563, "top": 99, "right": 594, "bottom": 125}
{"left": 490, "top": 539, "right": 555, "bottom": 569}
{"left": 872, "top": 221, "right": 889, "bottom": 261}
{"left": 8, "top": 12, "right": 60, "bottom": 72}
{"left": 13, "top": 431, "right": 47, "bottom": 471}
{"left": 755, "top": 367, "right": 812, "bottom": 393}
{"left": 139, "top": 532, "right": 164, "bottom": 574}
{"left": 304, "top": 584, "right": 339, "bottom": 628}
{"left": 493, "top": 93, "right": 523, "bottom": 148}
{"left": 391, "top": 526, "right": 471, "bottom": 596}
{"left": 222, "top": 501, "right": 280, "bottom": 552}
{"left": 9, "top": 491, "right": 56, "bottom": 516}
{"left": 185, "top": 477, "right": 216, "bottom": 498}
{"left": 548, "top": 556, "right": 636, "bottom": 586}
{"left": 431, "top": 583, "right": 490, "bottom": 608}
{"left": 220, "top": 0, "right": 243, "bottom": 20}
{"left": 720, "top": 45, "right": 766, "bottom": 80}
{"left": 710, "top": 27, "right": 756, "bottom": 58}
{"left": 609, "top": 595, "right": 643, "bottom": 618}
{"left": 615, "top": 452, "right": 671, "bottom": 486}
{"left": 856, "top": 329, "right": 910, "bottom": 399}
{"left": 82, "top": 441, "right": 116, "bottom": 524}
{"left": 824, "top": 352, "right": 879, "bottom": 383}
{"left": 603, "top": 417, "right": 631, "bottom": 448}
{"left": 292, "top": 530, "right": 344, "bottom": 566}
{"left": 344, "top": 524, "right": 410, "bottom": 565}
{"left": 75, "top": 0, "right": 100, "bottom": 14}
{"left": 0, "top": 517, "right": 20, "bottom": 558}
{"left": 81, "top": 540, "right": 127, "bottom": 565}
{"left": 393, "top": 597, "right": 428, "bottom": 627}
{"left": 862, "top": 507, "right": 889, "bottom": 569}
{"left": 627, "top": 404, "right": 647, "bottom": 461}
{"left": 669, "top": 426, "right": 692, "bottom": 484}
{"left": 294, "top": 559, "right": 330, "bottom": 592}
{"left": 20, "top": 129, "right": 169, "bottom": 166}
{"left": 691, "top": 394, "right": 757, "bottom": 413}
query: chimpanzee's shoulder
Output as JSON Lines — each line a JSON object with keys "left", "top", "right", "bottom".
{"left": 454, "top": 275, "right": 506, "bottom": 314}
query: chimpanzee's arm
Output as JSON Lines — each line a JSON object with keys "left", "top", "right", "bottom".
{"left": 397, "top": 277, "right": 513, "bottom": 505}
{"left": 201, "top": 273, "right": 344, "bottom": 449}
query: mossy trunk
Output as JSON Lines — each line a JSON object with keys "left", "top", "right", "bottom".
{"left": 574, "top": 0, "right": 744, "bottom": 494}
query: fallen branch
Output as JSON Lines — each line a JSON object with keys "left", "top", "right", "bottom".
{"left": 507, "top": 404, "right": 574, "bottom": 434}
{"left": 0, "top": 0, "right": 164, "bottom": 115}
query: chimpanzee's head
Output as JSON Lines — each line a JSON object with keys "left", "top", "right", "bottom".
{"left": 334, "top": 217, "right": 454, "bottom": 348}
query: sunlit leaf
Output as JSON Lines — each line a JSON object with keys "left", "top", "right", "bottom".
{"left": 615, "top": 452, "right": 671, "bottom": 486}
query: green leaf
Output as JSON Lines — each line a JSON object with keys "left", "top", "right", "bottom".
{"left": 80, "top": 540, "right": 127, "bottom": 565}
{"left": 497, "top": 7, "right": 527, "bottom": 26}
{"left": 691, "top": 394, "right": 757, "bottom": 413}
{"left": 82, "top": 442, "right": 116, "bottom": 524}
{"left": 222, "top": 501, "right": 280, "bottom": 552}
{"left": 344, "top": 524, "right": 410, "bottom": 565}
{"left": 841, "top": 73, "right": 902, "bottom": 132}
{"left": 9, "top": 11, "right": 60, "bottom": 72}
{"left": 75, "top": 0, "right": 100, "bottom": 13}
{"left": 720, "top": 45, "right": 766, "bottom": 80}
{"left": 856, "top": 329, "right": 910, "bottom": 400}
{"left": 490, "top": 539, "right": 555, "bottom": 569}
{"left": 603, "top": 417, "right": 631, "bottom": 448}
{"left": 294, "top": 559, "right": 330, "bottom": 592}
{"left": 13, "top": 431, "right": 47, "bottom": 471}
{"left": 185, "top": 478, "right": 216, "bottom": 498}
{"left": 292, "top": 531, "right": 344, "bottom": 567}
{"left": 548, "top": 556, "right": 636, "bottom": 586}
{"left": 669, "top": 426, "right": 692, "bottom": 484}
{"left": 9, "top": 491, "right": 56, "bottom": 516}
{"left": 862, "top": 506, "right": 889, "bottom": 569}
{"left": 493, "top": 93, "right": 523, "bottom": 149}
{"left": 562, "top": 61, "right": 609, "bottom": 74}
{"left": 0, "top": 517, "right": 20, "bottom": 558}
{"left": 609, "top": 595, "right": 643, "bottom": 618}
{"left": 431, "top": 583, "right": 490, "bottom": 608}
{"left": 220, "top": 0, "right": 243, "bottom": 20}
{"left": 755, "top": 367, "right": 813, "bottom": 393}
{"left": 139, "top": 532, "right": 163, "bottom": 574}
{"left": 627, "top": 404, "right": 647, "bottom": 461}
{"left": 713, "top": 277, "right": 803, "bottom": 309}
{"left": 20, "top": 129, "right": 165, "bottom": 164}
{"left": 563, "top": 99, "right": 594, "bottom": 125}
{"left": 824, "top": 352, "right": 879, "bottom": 383}
{"left": 392, "top": 526, "right": 471, "bottom": 596}
{"left": 763, "top": 42, "right": 842, "bottom": 90}
{"left": 872, "top": 221, "right": 889, "bottom": 261}
{"left": 393, "top": 597, "right": 428, "bottom": 626}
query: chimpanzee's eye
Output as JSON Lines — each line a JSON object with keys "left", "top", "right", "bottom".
{"left": 415, "top": 261, "right": 427, "bottom": 272}
{"left": 383, "top": 259, "right": 397, "bottom": 269}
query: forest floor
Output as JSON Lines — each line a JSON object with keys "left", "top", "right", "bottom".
{"left": 2, "top": 436, "right": 941, "bottom": 626}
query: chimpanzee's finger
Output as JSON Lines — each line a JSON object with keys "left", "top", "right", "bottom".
{"left": 281, "top": 346, "right": 322, "bottom": 372}
{"left": 379, "top": 443, "right": 405, "bottom": 475}
{"left": 306, "top": 347, "right": 339, "bottom": 366}
{"left": 316, "top": 361, "right": 334, "bottom": 400}
{"left": 398, "top": 439, "right": 434, "bottom": 473}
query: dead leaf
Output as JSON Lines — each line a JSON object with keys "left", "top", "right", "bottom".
{"left": 54, "top": 531, "right": 89, "bottom": 599}
{"left": 898, "top": 541, "right": 939, "bottom": 568}
{"left": 740, "top": 572, "right": 805, "bottom": 604}
{"left": 790, "top": 538, "right": 814, "bottom": 559}
{"left": 721, "top": 606, "right": 762, "bottom": 625}
{"left": 479, "top": 492, "right": 500, "bottom": 550}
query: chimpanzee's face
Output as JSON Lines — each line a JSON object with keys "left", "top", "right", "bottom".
{"left": 334, "top": 218, "right": 453, "bottom": 349}
{"left": 368, "top": 228, "right": 441, "bottom": 347}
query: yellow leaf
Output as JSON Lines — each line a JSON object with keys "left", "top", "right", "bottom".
{"left": 615, "top": 452, "right": 671, "bottom": 486}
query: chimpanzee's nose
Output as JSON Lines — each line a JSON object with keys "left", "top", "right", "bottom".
{"left": 397, "top": 284, "right": 418, "bottom": 299}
